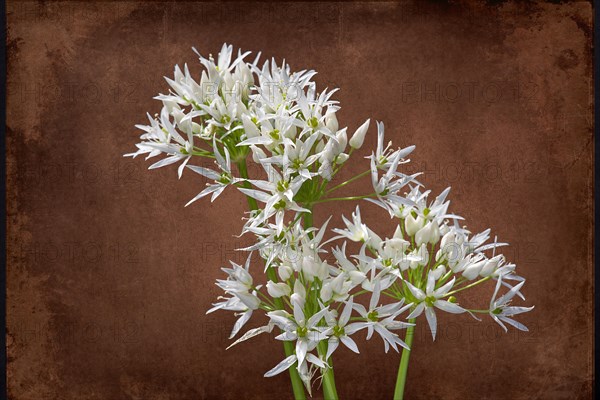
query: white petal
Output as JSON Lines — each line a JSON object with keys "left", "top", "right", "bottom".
{"left": 187, "top": 165, "right": 220, "bottom": 180}
{"left": 229, "top": 310, "right": 252, "bottom": 339}
{"left": 296, "top": 339, "right": 308, "bottom": 366}
{"left": 407, "top": 302, "right": 425, "bottom": 319}
{"left": 185, "top": 185, "right": 221, "bottom": 207}
{"left": 237, "top": 188, "right": 272, "bottom": 203}
{"left": 369, "top": 280, "right": 382, "bottom": 310}
{"left": 425, "top": 307, "right": 437, "bottom": 341}
{"left": 307, "top": 307, "right": 329, "bottom": 329}
{"left": 404, "top": 281, "right": 426, "bottom": 301}
{"left": 226, "top": 325, "right": 271, "bottom": 350}
{"left": 501, "top": 316, "right": 529, "bottom": 331}
{"left": 345, "top": 322, "right": 368, "bottom": 335}
{"left": 496, "top": 281, "right": 526, "bottom": 306}
{"left": 433, "top": 277, "right": 456, "bottom": 297}
{"left": 503, "top": 306, "right": 535, "bottom": 316}
{"left": 340, "top": 335, "right": 360, "bottom": 354}
{"left": 148, "top": 154, "right": 182, "bottom": 169}
{"left": 426, "top": 272, "right": 436, "bottom": 294}
{"left": 264, "top": 355, "right": 297, "bottom": 377}
{"left": 340, "top": 297, "right": 354, "bottom": 326}
{"left": 434, "top": 300, "right": 466, "bottom": 314}
{"left": 306, "top": 353, "right": 326, "bottom": 369}
{"left": 326, "top": 338, "right": 339, "bottom": 360}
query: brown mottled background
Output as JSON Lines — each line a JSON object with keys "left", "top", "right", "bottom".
{"left": 6, "top": 1, "right": 593, "bottom": 399}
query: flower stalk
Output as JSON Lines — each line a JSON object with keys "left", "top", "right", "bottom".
{"left": 394, "top": 319, "right": 415, "bottom": 400}
{"left": 240, "top": 158, "right": 307, "bottom": 400}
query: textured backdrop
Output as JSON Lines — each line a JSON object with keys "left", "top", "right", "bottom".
{"left": 6, "top": 1, "right": 593, "bottom": 399}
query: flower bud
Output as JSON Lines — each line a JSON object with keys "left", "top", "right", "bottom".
{"left": 393, "top": 225, "right": 404, "bottom": 240}
{"left": 325, "top": 111, "right": 339, "bottom": 133}
{"left": 349, "top": 119, "right": 370, "bottom": 149}
{"left": 250, "top": 145, "right": 267, "bottom": 163}
{"left": 435, "top": 249, "right": 444, "bottom": 262}
{"left": 278, "top": 264, "right": 293, "bottom": 281}
{"left": 385, "top": 238, "right": 410, "bottom": 254}
{"left": 204, "top": 122, "right": 217, "bottom": 137}
{"left": 440, "top": 231, "right": 456, "bottom": 252}
{"left": 318, "top": 160, "right": 333, "bottom": 181}
{"left": 479, "top": 255, "right": 504, "bottom": 277}
{"left": 335, "top": 153, "right": 349, "bottom": 164}
{"left": 293, "top": 279, "right": 306, "bottom": 299}
{"left": 415, "top": 221, "right": 440, "bottom": 247}
{"left": 334, "top": 128, "right": 348, "bottom": 154}
{"left": 320, "top": 283, "right": 333, "bottom": 302}
{"left": 405, "top": 214, "right": 420, "bottom": 236}
{"left": 267, "top": 281, "right": 291, "bottom": 298}
{"left": 462, "top": 260, "right": 486, "bottom": 280}
{"left": 237, "top": 292, "right": 261, "bottom": 310}
{"left": 430, "top": 265, "right": 446, "bottom": 280}
{"left": 192, "top": 122, "right": 202, "bottom": 134}
{"left": 233, "top": 267, "right": 253, "bottom": 287}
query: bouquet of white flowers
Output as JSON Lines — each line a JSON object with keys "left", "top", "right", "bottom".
{"left": 126, "top": 44, "right": 534, "bottom": 399}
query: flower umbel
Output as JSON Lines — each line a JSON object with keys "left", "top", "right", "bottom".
{"left": 126, "top": 43, "right": 534, "bottom": 400}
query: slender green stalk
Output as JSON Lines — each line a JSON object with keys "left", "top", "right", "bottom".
{"left": 314, "top": 193, "right": 376, "bottom": 204}
{"left": 238, "top": 157, "right": 306, "bottom": 400}
{"left": 266, "top": 266, "right": 307, "bottom": 399}
{"left": 303, "top": 210, "right": 313, "bottom": 231}
{"left": 393, "top": 319, "right": 415, "bottom": 400}
{"left": 303, "top": 211, "right": 339, "bottom": 400}
{"left": 444, "top": 276, "right": 490, "bottom": 297}
{"left": 325, "top": 169, "right": 371, "bottom": 195}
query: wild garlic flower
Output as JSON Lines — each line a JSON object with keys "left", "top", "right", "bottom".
{"left": 346, "top": 281, "right": 413, "bottom": 353}
{"left": 405, "top": 274, "right": 468, "bottom": 340}
{"left": 489, "top": 279, "right": 534, "bottom": 332}
{"left": 127, "top": 43, "right": 534, "bottom": 398}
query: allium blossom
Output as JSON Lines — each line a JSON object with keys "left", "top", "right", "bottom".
{"left": 126, "top": 43, "right": 534, "bottom": 399}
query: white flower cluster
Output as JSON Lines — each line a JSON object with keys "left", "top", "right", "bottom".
{"left": 126, "top": 44, "right": 534, "bottom": 397}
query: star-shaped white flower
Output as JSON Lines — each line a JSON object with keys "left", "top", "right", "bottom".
{"left": 405, "top": 274, "right": 467, "bottom": 340}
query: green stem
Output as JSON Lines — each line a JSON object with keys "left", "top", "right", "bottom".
{"left": 303, "top": 210, "right": 313, "bottom": 232}
{"left": 314, "top": 193, "right": 376, "bottom": 204}
{"left": 266, "top": 255, "right": 307, "bottom": 400}
{"left": 303, "top": 210, "right": 339, "bottom": 400}
{"left": 444, "top": 276, "right": 491, "bottom": 297}
{"left": 394, "top": 319, "right": 415, "bottom": 400}
{"left": 325, "top": 169, "right": 371, "bottom": 195}
{"left": 238, "top": 158, "right": 306, "bottom": 400}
